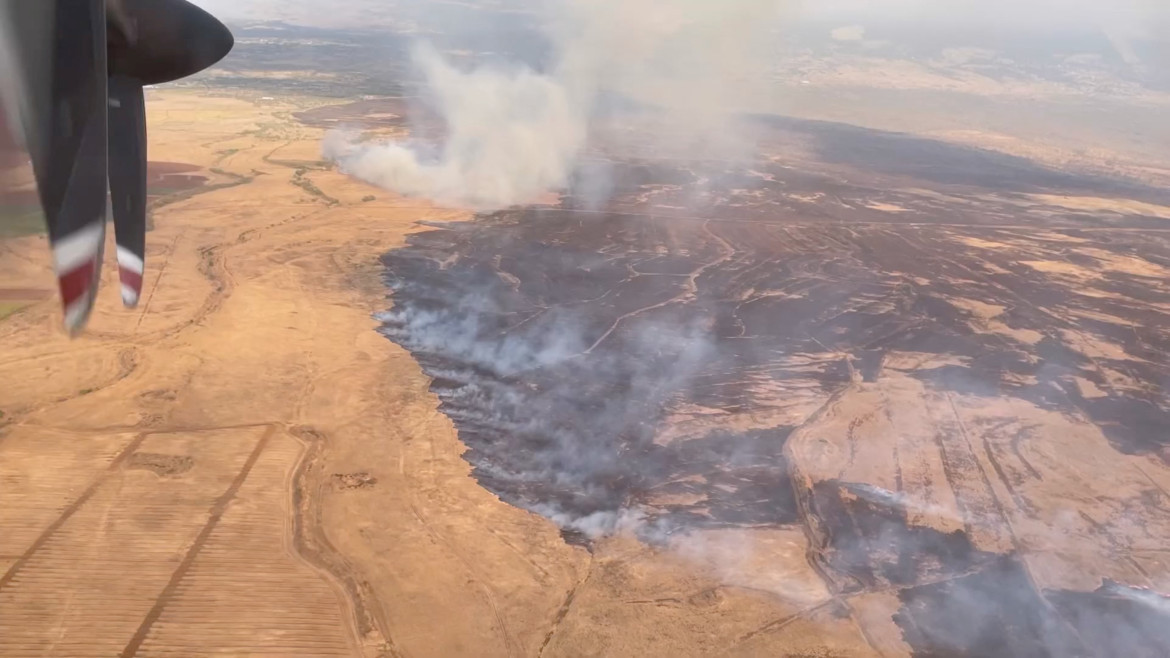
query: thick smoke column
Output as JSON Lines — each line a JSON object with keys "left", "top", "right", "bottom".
{"left": 325, "top": 0, "right": 784, "bottom": 209}
{"left": 330, "top": 43, "right": 586, "bottom": 208}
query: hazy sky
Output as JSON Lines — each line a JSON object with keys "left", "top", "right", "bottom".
{"left": 807, "top": 0, "right": 1166, "bottom": 38}
{"left": 190, "top": 0, "right": 1168, "bottom": 38}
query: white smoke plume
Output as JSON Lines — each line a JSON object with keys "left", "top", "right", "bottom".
{"left": 329, "top": 43, "right": 586, "bottom": 208}
{"left": 324, "top": 0, "right": 785, "bottom": 209}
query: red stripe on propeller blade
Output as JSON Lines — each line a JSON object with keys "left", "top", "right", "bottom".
{"left": 118, "top": 265, "right": 143, "bottom": 294}
{"left": 58, "top": 259, "right": 96, "bottom": 308}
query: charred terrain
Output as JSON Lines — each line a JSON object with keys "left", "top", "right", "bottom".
{"left": 373, "top": 105, "right": 1170, "bottom": 655}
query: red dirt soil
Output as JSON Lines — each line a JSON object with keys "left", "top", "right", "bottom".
{"left": 1, "top": 162, "right": 207, "bottom": 206}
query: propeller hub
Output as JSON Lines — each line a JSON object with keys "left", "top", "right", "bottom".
{"left": 107, "top": 0, "right": 234, "bottom": 85}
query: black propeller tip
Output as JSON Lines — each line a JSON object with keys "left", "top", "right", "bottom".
{"left": 107, "top": 0, "right": 235, "bottom": 85}
{"left": 183, "top": 3, "right": 233, "bottom": 72}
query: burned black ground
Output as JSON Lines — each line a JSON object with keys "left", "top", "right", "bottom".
{"left": 369, "top": 112, "right": 1170, "bottom": 653}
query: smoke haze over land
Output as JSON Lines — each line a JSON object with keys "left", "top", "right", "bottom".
{"left": 218, "top": 0, "right": 1166, "bottom": 208}
{"left": 192, "top": 0, "right": 1170, "bottom": 37}
{"left": 322, "top": 0, "right": 784, "bottom": 209}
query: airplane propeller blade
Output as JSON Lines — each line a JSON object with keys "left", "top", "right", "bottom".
{"left": 8, "top": 0, "right": 111, "bottom": 334}
{"left": 1, "top": 0, "right": 233, "bottom": 336}
{"left": 107, "top": 74, "right": 147, "bottom": 308}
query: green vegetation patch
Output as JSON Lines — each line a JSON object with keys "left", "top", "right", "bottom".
{"left": 0, "top": 301, "right": 30, "bottom": 320}
{"left": 0, "top": 205, "right": 45, "bottom": 237}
